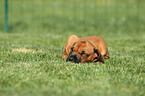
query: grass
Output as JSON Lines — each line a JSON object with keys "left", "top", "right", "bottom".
{"left": 0, "top": 0, "right": 145, "bottom": 96}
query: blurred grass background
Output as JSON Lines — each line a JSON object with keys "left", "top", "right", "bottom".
{"left": 0, "top": 0, "right": 145, "bottom": 35}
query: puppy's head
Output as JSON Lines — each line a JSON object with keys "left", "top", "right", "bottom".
{"left": 66, "top": 40, "right": 104, "bottom": 63}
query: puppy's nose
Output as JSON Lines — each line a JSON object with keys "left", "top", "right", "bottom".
{"left": 67, "top": 55, "right": 76, "bottom": 61}
{"left": 69, "top": 57, "right": 74, "bottom": 61}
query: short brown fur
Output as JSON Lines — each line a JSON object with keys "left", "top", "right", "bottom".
{"left": 61, "top": 35, "right": 110, "bottom": 63}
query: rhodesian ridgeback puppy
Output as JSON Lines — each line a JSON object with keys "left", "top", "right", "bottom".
{"left": 61, "top": 35, "right": 110, "bottom": 63}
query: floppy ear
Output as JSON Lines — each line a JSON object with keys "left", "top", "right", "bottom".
{"left": 94, "top": 48, "right": 104, "bottom": 63}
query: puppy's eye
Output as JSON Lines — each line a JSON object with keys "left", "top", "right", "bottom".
{"left": 86, "top": 54, "right": 89, "bottom": 57}
{"left": 71, "top": 47, "right": 74, "bottom": 51}
{"left": 81, "top": 51, "right": 85, "bottom": 55}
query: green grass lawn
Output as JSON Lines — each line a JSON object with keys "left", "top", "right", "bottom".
{"left": 0, "top": 0, "right": 145, "bottom": 96}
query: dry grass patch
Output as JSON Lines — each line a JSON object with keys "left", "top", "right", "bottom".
{"left": 12, "top": 48, "right": 43, "bottom": 53}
